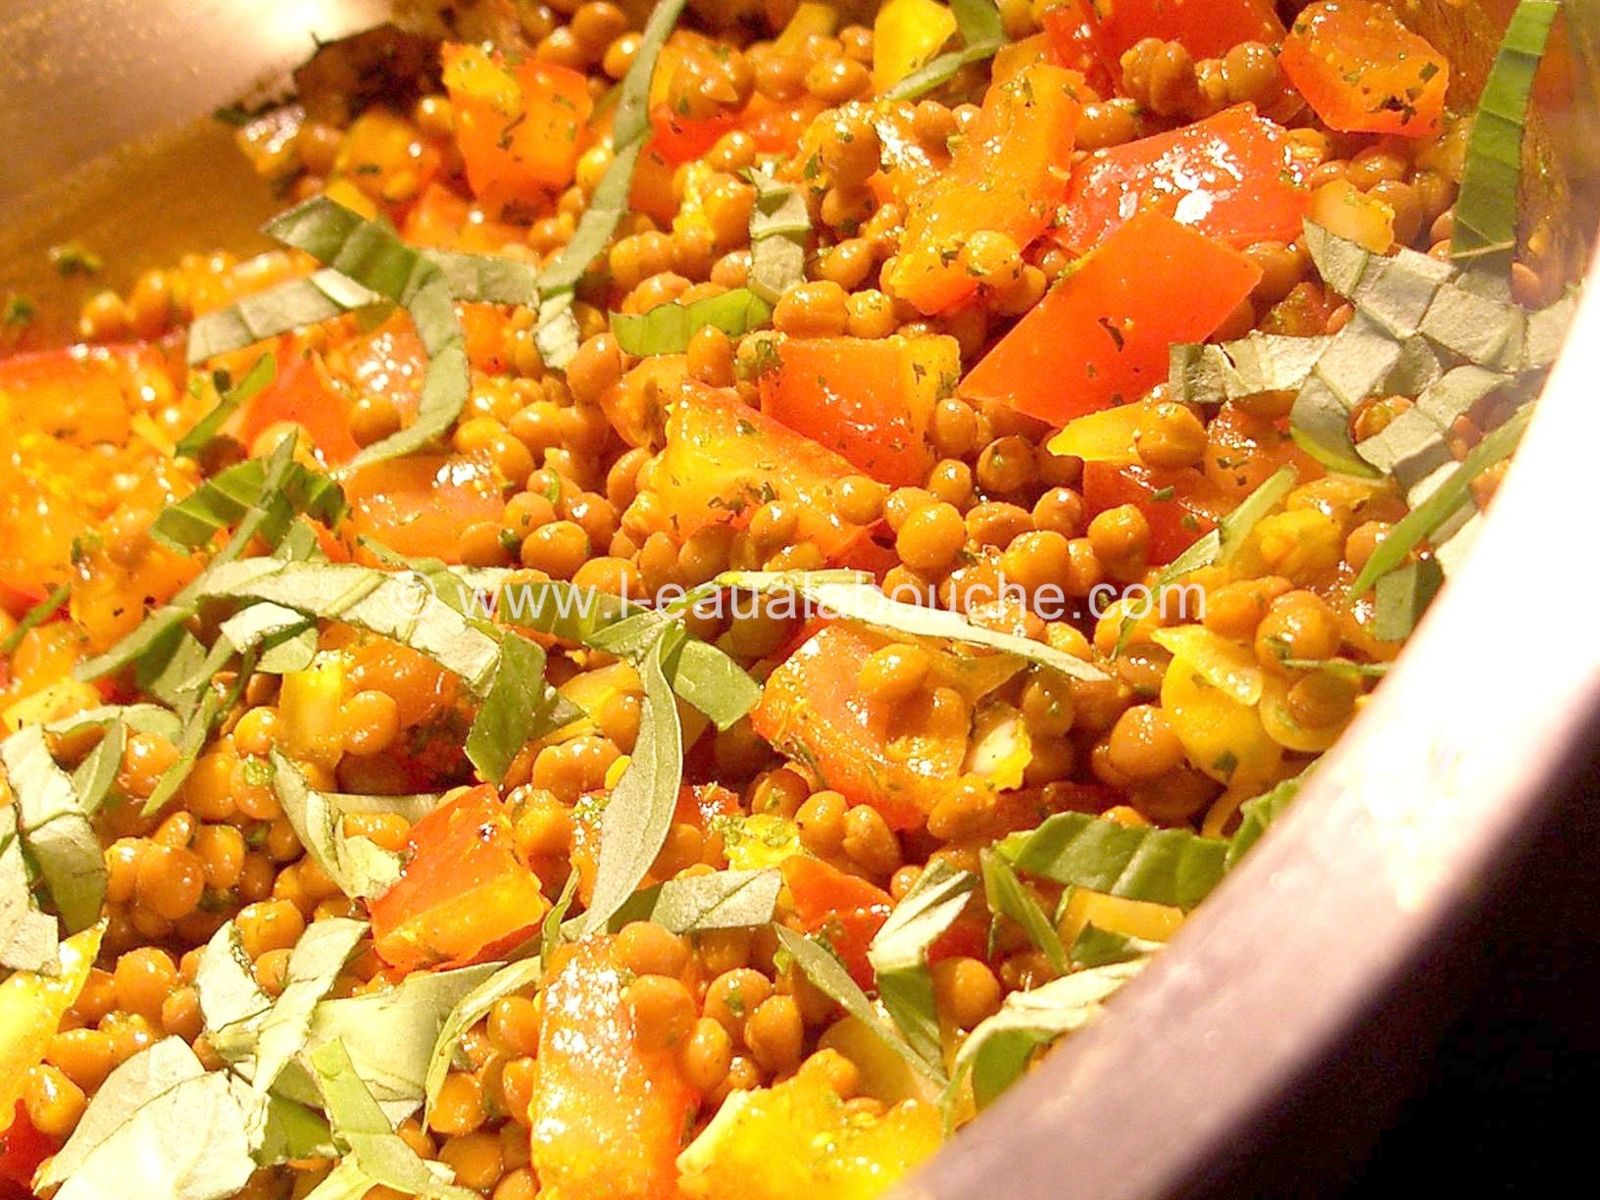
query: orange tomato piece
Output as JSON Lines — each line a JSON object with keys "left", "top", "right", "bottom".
{"left": 370, "top": 785, "right": 547, "bottom": 973}
{"left": 739, "top": 94, "right": 827, "bottom": 156}
{"left": 756, "top": 335, "right": 959, "bottom": 487}
{"left": 781, "top": 857, "right": 893, "bottom": 988}
{"left": 1082, "top": 0, "right": 1285, "bottom": 65}
{"left": 1053, "top": 105, "right": 1312, "bottom": 253}
{"left": 531, "top": 936, "right": 697, "bottom": 1200}
{"left": 658, "top": 383, "right": 869, "bottom": 562}
{"left": 1038, "top": 1, "right": 1115, "bottom": 95}
{"left": 960, "top": 210, "right": 1262, "bottom": 424}
{"left": 227, "top": 339, "right": 360, "bottom": 464}
{"left": 443, "top": 43, "right": 593, "bottom": 202}
{"left": 0, "top": 343, "right": 171, "bottom": 448}
{"left": 1279, "top": 0, "right": 1448, "bottom": 137}
{"left": 341, "top": 453, "right": 506, "bottom": 564}
{"left": 1201, "top": 402, "right": 1323, "bottom": 502}
{"left": 1081, "top": 461, "right": 1227, "bottom": 564}
{"left": 885, "top": 64, "right": 1081, "bottom": 315}
{"left": 750, "top": 624, "right": 970, "bottom": 831}
{"left": 400, "top": 182, "right": 527, "bottom": 253}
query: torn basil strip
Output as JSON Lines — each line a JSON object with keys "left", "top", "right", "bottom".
{"left": 423, "top": 957, "right": 543, "bottom": 1121}
{"left": 953, "top": 957, "right": 1148, "bottom": 1111}
{"left": 981, "top": 850, "right": 1067, "bottom": 975}
{"left": 1224, "top": 767, "right": 1313, "bottom": 870}
{"left": 997, "top": 811, "right": 1229, "bottom": 912}
{"left": 176, "top": 353, "right": 276, "bottom": 459}
{"left": 465, "top": 632, "right": 576, "bottom": 786}
{"left": 1451, "top": 0, "right": 1564, "bottom": 290}
{"left": 609, "top": 868, "right": 783, "bottom": 935}
{"left": 0, "top": 804, "right": 60, "bottom": 972}
{"left": 747, "top": 171, "right": 812, "bottom": 305}
{"left": 0, "top": 725, "right": 106, "bottom": 934}
{"left": 151, "top": 445, "right": 346, "bottom": 555}
{"left": 186, "top": 269, "right": 388, "bottom": 364}
{"left": 867, "top": 862, "right": 980, "bottom": 1071}
{"left": 610, "top": 288, "right": 773, "bottom": 356}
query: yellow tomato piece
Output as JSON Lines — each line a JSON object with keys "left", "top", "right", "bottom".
{"left": 1151, "top": 625, "right": 1264, "bottom": 707}
{"left": 678, "top": 1065, "right": 941, "bottom": 1200}
{"left": 963, "top": 702, "right": 1033, "bottom": 791}
{"left": 776, "top": 2, "right": 840, "bottom": 54}
{"left": 2, "top": 677, "right": 102, "bottom": 737}
{"left": 0, "top": 923, "right": 104, "bottom": 1134}
{"left": 1258, "top": 674, "right": 1349, "bottom": 752}
{"left": 1046, "top": 403, "right": 1143, "bottom": 465}
{"left": 872, "top": 0, "right": 959, "bottom": 93}
{"left": 279, "top": 655, "right": 346, "bottom": 770}
{"left": 720, "top": 814, "right": 802, "bottom": 871}
{"left": 1056, "top": 887, "right": 1184, "bottom": 946}
{"left": 1161, "top": 657, "right": 1282, "bottom": 789}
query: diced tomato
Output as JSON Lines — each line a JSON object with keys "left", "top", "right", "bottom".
{"left": 757, "top": 335, "right": 959, "bottom": 487}
{"left": 443, "top": 43, "right": 593, "bottom": 202}
{"left": 658, "top": 383, "right": 870, "bottom": 562}
{"left": 991, "top": 32, "right": 1062, "bottom": 86}
{"left": 370, "top": 785, "right": 547, "bottom": 973}
{"left": 751, "top": 624, "right": 970, "bottom": 830}
{"left": 323, "top": 317, "right": 428, "bottom": 427}
{"left": 0, "top": 1105, "right": 56, "bottom": 1194}
{"left": 1039, "top": 1, "right": 1115, "bottom": 95}
{"left": 629, "top": 140, "right": 682, "bottom": 224}
{"left": 401, "top": 182, "right": 528, "bottom": 252}
{"left": 1279, "top": 0, "right": 1448, "bottom": 137}
{"left": 1081, "top": 461, "right": 1228, "bottom": 564}
{"left": 227, "top": 339, "right": 360, "bottom": 464}
{"left": 782, "top": 857, "right": 893, "bottom": 988}
{"left": 1082, "top": 0, "right": 1285, "bottom": 66}
{"left": 885, "top": 64, "right": 1081, "bottom": 315}
{"left": 0, "top": 343, "right": 171, "bottom": 448}
{"left": 739, "top": 93, "right": 828, "bottom": 156}
{"left": 531, "top": 936, "right": 697, "bottom": 1200}
{"left": 1053, "top": 105, "right": 1312, "bottom": 254}
{"left": 960, "top": 210, "right": 1261, "bottom": 424}
{"left": 1202, "top": 402, "right": 1324, "bottom": 501}
{"left": 342, "top": 453, "right": 506, "bottom": 564}
{"left": 866, "top": 102, "right": 942, "bottom": 211}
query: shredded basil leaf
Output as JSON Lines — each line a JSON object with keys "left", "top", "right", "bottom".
{"left": 465, "top": 632, "right": 572, "bottom": 785}
{"left": 0, "top": 804, "right": 60, "bottom": 971}
{"left": 747, "top": 171, "right": 812, "bottom": 305}
{"left": 953, "top": 957, "right": 1147, "bottom": 1110}
{"left": 423, "top": 958, "right": 543, "bottom": 1122}
{"left": 1224, "top": 768, "right": 1311, "bottom": 870}
{"left": 998, "top": 811, "right": 1229, "bottom": 911}
{"left": 1451, "top": 0, "right": 1563, "bottom": 290}
{"left": 151, "top": 446, "right": 346, "bottom": 555}
{"left": 0, "top": 725, "right": 106, "bottom": 933}
{"left": 176, "top": 354, "right": 277, "bottom": 459}
{"left": 610, "top": 288, "right": 773, "bottom": 356}
{"left": 981, "top": 849, "right": 1066, "bottom": 974}
{"left": 610, "top": 867, "right": 784, "bottom": 934}
{"left": 775, "top": 924, "right": 942, "bottom": 1083}
{"left": 868, "top": 861, "right": 978, "bottom": 1071}
{"left": 187, "top": 269, "right": 388, "bottom": 364}
{"left": 0, "top": 583, "right": 70, "bottom": 656}
{"left": 884, "top": 41, "right": 1003, "bottom": 102}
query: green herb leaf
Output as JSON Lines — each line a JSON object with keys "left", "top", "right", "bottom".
{"left": 611, "top": 288, "right": 773, "bottom": 356}
{"left": 670, "top": 639, "right": 762, "bottom": 731}
{"left": 38, "top": 1037, "right": 258, "bottom": 1200}
{"left": 867, "top": 861, "right": 978, "bottom": 1071}
{"left": 1066, "top": 923, "right": 1160, "bottom": 969}
{"left": 1348, "top": 403, "right": 1532, "bottom": 600}
{"left": 176, "top": 354, "right": 277, "bottom": 459}
{"left": 949, "top": 0, "right": 1004, "bottom": 45}
{"left": 309, "top": 1040, "right": 477, "bottom": 1200}
{"left": 718, "top": 571, "right": 1106, "bottom": 682}
{"left": 1224, "top": 768, "right": 1310, "bottom": 870}
{"left": 883, "top": 41, "right": 1003, "bottom": 102}
{"left": 953, "top": 959, "right": 1147, "bottom": 1110}
{"left": 533, "top": 290, "right": 584, "bottom": 372}
{"left": 981, "top": 849, "right": 1066, "bottom": 974}
{"left": 998, "top": 811, "right": 1229, "bottom": 911}
{"left": 0, "top": 805, "right": 59, "bottom": 972}
{"left": 421, "top": 249, "right": 540, "bottom": 307}
{"left": 151, "top": 447, "right": 346, "bottom": 555}
{"left": 423, "top": 958, "right": 543, "bottom": 1120}
{"left": 187, "top": 269, "right": 388, "bottom": 364}
{"left": 579, "top": 628, "right": 686, "bottom": 935}
{"left": 612, "top": 868, "right": 783, "bottom": 934}
{"left": 49, "top": 241, "right": 103, "bottom": 277}
{"left": 0, "top": 725, "right": 106, "bottom": 932}
{"left": 1451, "top": 0, "right": 1563, "bottom": 289}
{"left": 774, "top": 925, "right": 941, "bottom": 1083}
{"left": 271, "top": 751, "right": 441, "bottom": 901}
{"left": 0, "top": 583, "right": 70, "bottom": 656}
{"left": 195, "top": 922, "right": 273, "bottom": 1033}
{"left": 747, "top": 172, "right": 812, "bottom": 305}
{"left": 537, "top": 0, "right": 687, "bottom": 293}
{"left": 465, "top": 632, "right": 563, "bottom": 785}
{"left": 1370, "top": 556, "right": 1444, "bottom": 641}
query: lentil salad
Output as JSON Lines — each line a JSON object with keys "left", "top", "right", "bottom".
{"left": 0, "top": 2, "right": 1583, "bottom": 1199}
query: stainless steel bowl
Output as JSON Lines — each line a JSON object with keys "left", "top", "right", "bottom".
{"left": 3, "top": 2, "right": 1597, "bottom": 1196}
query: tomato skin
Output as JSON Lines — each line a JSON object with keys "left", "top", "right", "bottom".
{"left": 0, "top": 1105, "right": 56, "bottom": 1195}
{"left": 886, "top": 64, "right": 1081, "bottom": 315}
{"left": 1084, "top": 0, "right": 1285, "bottom": 65}
{"left": 782, "top": 857, "right": 893, "bottom": 987}
{"left": 658, "top": 383, "right": 869, "bottom": 562}
{"left": 1081, "top": 461, "right": 1227, "bottom": 564}
{"left": 341, "top": 453, "right": 506, "bottom": 564}
{"left": 443, "top": 43, "right": 593, "bottom": 202}
{"left": 1038, "top": 1, "right": 1115, "bottom": 95}
{"left": 751, "top": 624, "right": 968, "bottom": 831}
{"left": 531, "top": 936, "right": 697, "bottom": 1200}
{"left": 1201, "top": 403, "right": 1324, "bottom": 502}
{"left": 961, "top": 210, "right": 1261, "bottom": 425}
{"left": 1279, "top": 0, "right": 1448, "bottom": 137}
{"left": 1053, "top": 105, "right": 1312, "bottom": 254}
{"left": 757, "top": 335, "right": 959, "bottom": 487}
{"left": 370, "top": 785, "right": 547, "bottom": 973}
{"left": 225, "top": 339, "right": 361, "bottom": 464}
